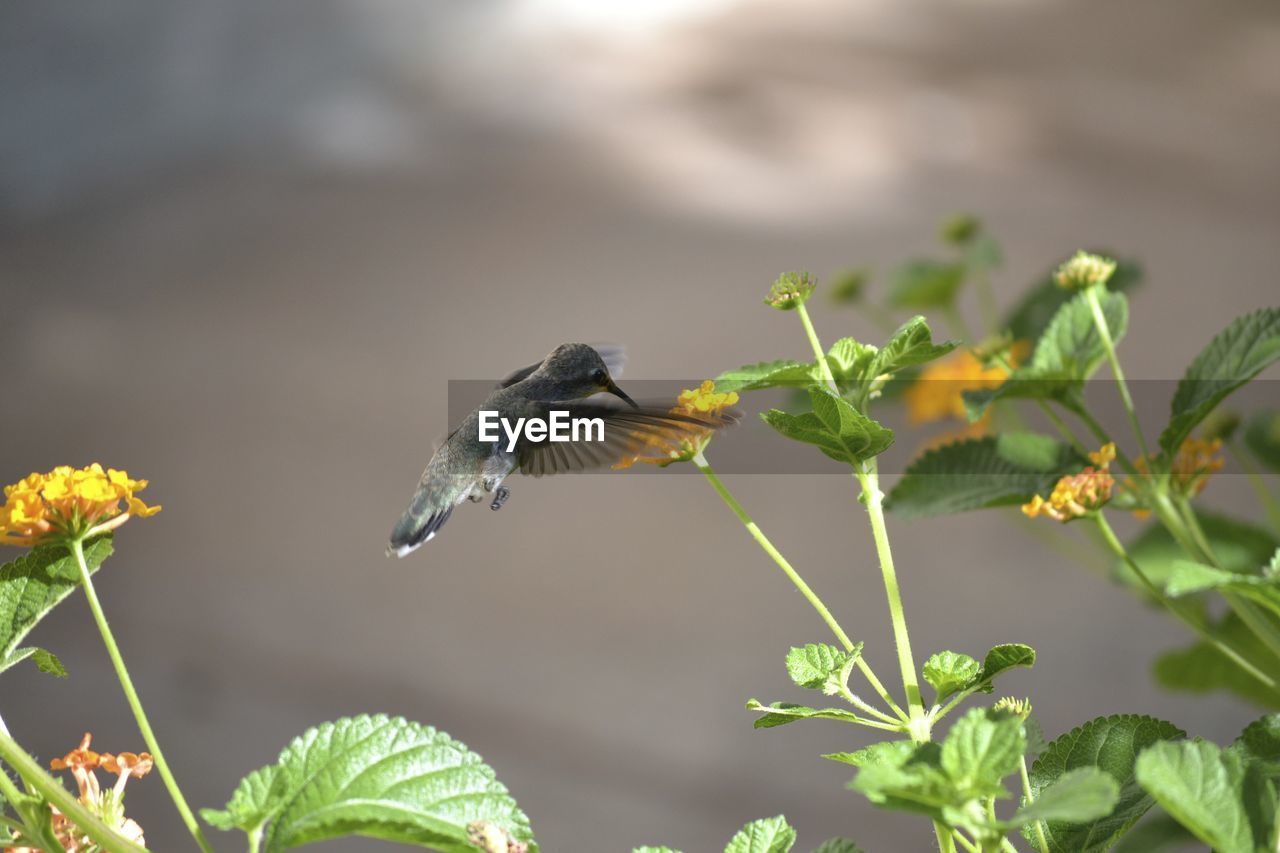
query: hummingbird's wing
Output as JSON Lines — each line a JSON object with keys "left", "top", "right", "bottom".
{"left": 516, "top": 400, "right": 739, "bottom": 477}
{"left": 496, "top": 344, "right": 626, "bottom": 388}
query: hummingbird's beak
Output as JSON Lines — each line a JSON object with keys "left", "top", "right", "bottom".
{"left": 606, "top": 380, "right": 639, "bottom": 408}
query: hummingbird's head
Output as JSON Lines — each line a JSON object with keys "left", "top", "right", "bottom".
{"left": 539, "top": 343, "right": 637, "bottom": 407}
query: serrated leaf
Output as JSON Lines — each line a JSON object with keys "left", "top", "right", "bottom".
{"left": 1156, "top": 612, "right": 1280, "bottom": 708}
{"left": 1245, "top": 410, "right": 1280, "bottom": 473}
{"left": 1135, "top": 739, "right": 1275, "bottom": 853}
{"left": 716, "top": 360, "right": 816, "bottom": 394}
{"left": 745, "top": 700, "right": 861, "bottom": 729}
{"left": 1026, "top": 714, "right": 1184, "bottom": 853}
{"left": 888, "top": 260, "right": 966, "bottom": 309}
{"left": 203, "top": 714, "right": 536, "bottom": 853}
{"left": 825, "top": 338, "right": 878, "bottom": 386}
{"left": 785, "top": 643, "right": 858, "bottom": 690}
{"left": 888, "top": 434, "right": 1085, "bottom": 519}
{"left": 1013, "top": 768, "right": 1119, "bottom": 827}
{"left": 1160, "top": 308, "right": 1280, "bottom": 454}
{"left": 971, "top": 644, "right": 1037, "bottom": 694}
{"left": 0, "top": 536, "right": 112, "bottom": 677}
{"left": 762, "top": 387, "right": 893, "bottom": 465}
{"left": 923, "top": 652, "right": 981, "bottom": 702}
{"left": 1119, "top": 510, "right": 1278, "bottom": 590}
{"left": 851, "top": 741, "right": 958, "bottom": 818}
{"left": 723, "top": 816, "right": 796, "bottom": 853}
{"left": 868, "top": 317, "right": 958, "bottom": 379}
{"left": 1003, "top": 257, "right": 1141, "bottom": 342}
{"left": 966, "top": 289, "right": 1128, "bottom": 419}
{"left": 811, "top": 840, "right": 865, "bottom": 853}
{"left": 1231, "top": 714, "right": 1280, "bottom": 771}
{"left": 941, "top": 708, "right": 1025, "bottom": 796}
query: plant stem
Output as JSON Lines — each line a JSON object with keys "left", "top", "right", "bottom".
{"left": 1020, "top": 754, "right": 1049, "bottom": 852}
{"left": 796, "top": 303, "right": 838, "bottom": 387}
{"left": 693, "top": 454, "right": 907, "bottom": 720}
{"left": 70, "top": 538, "right": 213, "bottom": 853}
{"left": 248, "top": 826, "right": 263, "bottom": 853}
{"left": 1034, "top": 400, "right": 1089, "bottom": 458}
{"left": 1093, "top": 514, "right": 1278, "bottom": 692}
{"left": 0, "top": 727, "right": 146, "bottom": 853}
{"left": 1227, "top": 440, "right": 1280, "bottom": 533}
{"left": 935, "top": 823, "right": 958, "bottom": 853}
{"left": 1084, "top": 286, "right": 1151, "bottom": 462}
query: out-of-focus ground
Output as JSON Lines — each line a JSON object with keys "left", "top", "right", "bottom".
{"left": 2, "top": 1, "right": 1278, "bottom": 850}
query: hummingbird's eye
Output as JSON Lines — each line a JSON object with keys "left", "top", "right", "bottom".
{"left": 591, "top": 368, "right": 607, "bottom": 385}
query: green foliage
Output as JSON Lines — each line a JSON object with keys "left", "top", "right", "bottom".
{"left": 922, "top": 651, "right": 980, "bottom": 702}
{"left": 786, "top": 643, "right": 860, "bottom": 691}
{"left": 1002, "top": 257, "right": 1141, "bottom": 342}
{"left": 867, "top": 316, "right": 957, "bottom": 380}
{"left": 810, "top": 840, "right": 865, "bottom": 853}
{"left": 716, "top": 360, "right": 816, "bottom": 394}
{"left": 1026, "top": 714, "right": 1184, "bottom": 853}
{"left": 1118, "top": 511, "right": 1278, "bottom": 590}
{"left": 201, "top": 715, "right": 536, "bottom": 853}
{"left": 1016, "top": 768, "right": 1120, "bottom": 826}
{"left": 941, "top": 708, "right": 1025, "bottom": 796}
{"left": 762, "top": 386, "right": 893, "bottom": 465}
{"left": 0, "top": 536, "right": 112, "bottom": 677}
{"left": 745, "top": 700, "right": 860, "bottom": 729}
{"left": 723, "top": 816, "right": 797, "bottom": 853}
{"left": 1109, "top": 814, "right": 1198, "bottom": 853}
{"left": 634, "top": 847, "right": 682, "bottom": 853}
{"left": 965, "top": 288, "right": 1128, "bottom": 419}
{"left": 1159, "top": 306, "right": 1280, "bottom": 454}
{"left": 1135, "top": 739, "right": 1275, "bottom": 853}
{"left": 1245, "top": 409, "right": 1280, "bottom": 472}
{"left": 888, "top": 260, "right": 966, "bottom": 309}
{"left": 1165, "top": 559, "right": 1280, "bottom": 619}
{"left": 888, "top": 434, "right": 1084, "bottom": 519}
{"left": 1155, "top": 612, "right": 1280, "bottom": 708}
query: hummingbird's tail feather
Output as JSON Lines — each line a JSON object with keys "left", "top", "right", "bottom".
{"left": 387, "top": 502, "right": 454, "bottom": 558}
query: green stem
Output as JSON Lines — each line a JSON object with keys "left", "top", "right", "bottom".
{"left": 935, "top": 822, "right": 959, "bottom": 853}
{"left": 1227, "top": 441, "right": 1280, "bottom": 533}
{"left": 0, "top": 728, "right": 145, "bottom": 853}
{"left": 1020, "top": 754, "right": 1049, "bottom": 852}
{"left": 953, "top": 831, "right": 980, "bottom": 853}
{"left": 248, "top": 825, "right": 263, "bottom": 853}
{"left": 856, "top": 463, "right": 928, "bottom": 736}
{"left": 693, "top": 454, "right": 907, "bottom": 720}
{"left": 1084, "top": 286, "right": 1151, "bottom": 462}
{"left": 796, "top": 303, "right": 838, "bottom": 387}
{"left": 70, "top": 539, "right": 214, "bottom": 853}
{"left": 1094, "top": 514, "right": 1278, "bottom": 691}
{"left": 1034, "top": 400, "right": 1089, "bottom": 458}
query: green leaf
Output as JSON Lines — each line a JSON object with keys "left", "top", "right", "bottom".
{"left": 1135, "top": 739, "right": 1275, "bottom": 853}
{"left": 1119, "top": 511, "right": 1278, "bottom": 590}
{"left": 634, "top": 847, "right": 682, "bottom": 853}
{"left": 811, "top": 840, "right": 865, "bottom": 853}
{"left": 1027, "top": 714, "right": 1184, "bottom": 853}
{"left": 723, "top": 816, "right": 796, "bottom": 853}
{"left": 821, "top": 752, "right": 863, "bottom": 766}
{"left": 202, "top": 714, "right": 536, "bottom": 852}
{"left": 923, "top": 651, "right": 981, "bottom": 702}
{"left": 745, "top": 700, "right": 861, "bottom": 729}
{"left": 1013, "top": 768, "right": 1119, "bottom": 827}
{"left": 785, "top": 643, "right": 860, "bottom": 691}
{"left": 1109, "top": 814, "right": 1198, "bottom": 853}
{"left": 888, "top": 260, "right": 966, "bottom": 309}
{"left": 1003, "top": 257, "right": 1141, "bottom": 342}
{"left": 1156, "top": 612, "right": 1280, "bottom": 708}
{"left": 762, "top": 387, "right": 893, "bottom": 465}
{"left": 716, "top": 360, "right": 816, "bottom": 394}
{"left": 941, "top": 708, "right": 1025, "bottom": 796}
{"left": 30, "top": 649, "right": 66, "bottom": 678}
{"left": 1165, "top": 559, "right": 1280, "bottom": 619}
{"left": 0, "top": 536, "right": 112, "bottom": 677}
{"left": 1245, "top": 409, "right": 1280, "bottom": 473}
{"left": 888, "top": 434, "right": 1085, "bottom": 519}
{"left": 851, "top": 741, "right": 959, "bottom": 818}
{"left": 971, "top": 644, "right": 1037, "bottom": 694}
{"left": 1160, "top": 307, "right": 1280, "bottom": 454}
{"left": 868, "top": 316, "right": 957, "bottom": 379}
{"left": 966, "top": 289, "right": 1128, "bottom": 419}
{"left": 825, "top": 338, "right": 878, "bottom": 386}
{"left": 1232, "top": 714, "right": 1280, "bottom": 770}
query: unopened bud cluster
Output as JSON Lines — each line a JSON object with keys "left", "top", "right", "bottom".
{"left": 1054, "top": 251, "right": 1117, "bottom": 291}
{"left": 765, "top": 271, "right": 817, "bottom": 310}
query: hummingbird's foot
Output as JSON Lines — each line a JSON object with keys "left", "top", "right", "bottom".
{"left": 467, "top": 493, "right": 485, "bottom": 503}
{"left": 490, "top": 486, "right": 510, "bottom": 511}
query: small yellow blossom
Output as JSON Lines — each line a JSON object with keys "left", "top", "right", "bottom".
{"left": 1054, "top": 250, "right": 1117, "bottom": 290}
{"left": 1022, "top": 443, "right": 1116, "bottom": 522}
{"left": 993, "top": 697, "right": 1033, "bottom": 720}
{"left": 1, "top": 464, "right": 160, "bottom": 548}
{"left": 904, "top": 350, "right": 1010, "bottom": 426}
{"left": 614, "top": 381, "right": 739, "bottom": 469}
{"left": 1171, "top": 437, "right": 1225, "bottom": 495}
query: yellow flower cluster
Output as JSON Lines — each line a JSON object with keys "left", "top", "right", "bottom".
{"left": 2, "top": 464, "right": 161, "bottom": 548}
{"left": 614, "top": 381, "right": 739, "bottom": 469}
{"left": 1170, "top": 437, "right": 1225, "bottom": 495}
{"left": 1022, "top": 443, "right": 1116, "bottom": 523}
{"left": 904, "top": 350, "right": 1010, "bottom": 426}
{"left": 5, "top": 734, "right": 151, "bottom": 852}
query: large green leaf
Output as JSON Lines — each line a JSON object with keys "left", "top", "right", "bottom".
{"left": 1003, "top": 257, "right": 1142, "bottom": 342}
{"left": 966, "top": 289, "right": 1128, "bottom": 419}
{"left": 888, "top": 260, "right": 966, "bottom": 309}
{"left": 941, "top": 708, "right": 1025, "bottom": 797}
{"left": 1135, "top": 739, "right": 1275, "bottom": 853}
{"left": 1244, "top": 409, "right": 1280, "bottom": 473}
{"left": 1160, "top": 308, "right": 1280, "bottom": 454}
{"left": 785, "top": 643, "right": 860, "bottom": 691}
{"left": 716, "top": 360, "right": 816, "bottom": 394}
{"left": 1014, "top": 768, "right": 1119, "bottom": 827}
{"left": 201, "top": 715, "right": 536, "bottom": 852}
{"left": 723, "top": 816, "right": 796, "bottom": 853}
{"left": 1155, "top": 612, "right": 1280, "bottom": 708}
{"left": 1026, "top": 714, "right": 1184, "bottom": 853}
{"left": 1119, "top": 511, "right": 1278, "bottom": 590}
{"left": 888, "top": 434, "right": 1085, "bottom": 519}
{"left": 868, "top": 316, "right": 957, "bottom": 379}
{"left": 0, "top": 536, "right": 113, "bottom": 677}
{"left": 761, "top": 387, "right": 893, "bottom": 465}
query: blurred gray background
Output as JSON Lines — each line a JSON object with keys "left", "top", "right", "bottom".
{"left": 2, "top": 0, "right": 1279, "bottom": 850}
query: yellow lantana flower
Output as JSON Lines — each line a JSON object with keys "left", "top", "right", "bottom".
{"left": 1, "top": 464, "right": 160, "bottom": 548}
{"left": 1022, "top": 443, "right": 1116, "bottom": 523}
{"left": 904, "top": 350, "right": 1010, "bottom": 426}
{"left": 614, "top": 381, "right": 739, "bottom": 469}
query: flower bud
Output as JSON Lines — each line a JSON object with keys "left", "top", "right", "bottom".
{"left": 765, "top": 271, "right": 817, "bottom": 310}
{"left": 1054, "top": 251, "right": 1117, "bottom": 291}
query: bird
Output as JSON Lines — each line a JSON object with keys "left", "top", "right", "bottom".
{"left": 387, "top": 343, "right": 737, "bottom": 557}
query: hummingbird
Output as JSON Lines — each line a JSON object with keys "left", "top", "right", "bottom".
{"left": 387, "top": 343, "right": 737, "bottom": 557}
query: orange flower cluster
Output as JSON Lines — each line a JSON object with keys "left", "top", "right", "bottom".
{"left": 614, "top": 381, "right": 739, "bottom": 469}
{"left": 1022, "top": 443, "right": 1116, "bottom": 522}
{"left": 4, "top": 734, "right": 152, "bottom": 852}
{"left": 2, "top": 464, "right": 160, "bottom": 548}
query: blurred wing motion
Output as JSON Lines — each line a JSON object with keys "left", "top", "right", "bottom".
{"left": 517, "top": 400, "right": 739, "bottom": 477}
{"left": 497, "top": 344, "right": 626, "bottom": 388}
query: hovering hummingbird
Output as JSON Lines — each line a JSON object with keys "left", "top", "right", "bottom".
{"left": 387, "top": 343, "right": 737, "bottom": 557}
